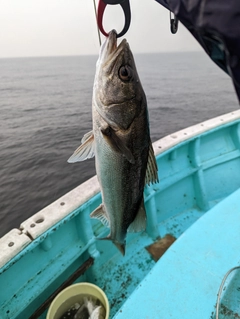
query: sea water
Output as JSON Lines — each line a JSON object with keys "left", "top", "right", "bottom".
{"left": 0, "top": 52, "right": 238, "bottom": 237}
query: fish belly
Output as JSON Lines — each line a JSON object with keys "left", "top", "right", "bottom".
{"left": 94, "top": 127, "right": 147, "bottom": 244}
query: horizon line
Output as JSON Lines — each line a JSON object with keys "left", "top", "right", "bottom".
{"left": 0, "top": 49, "right": 202, "bottom": 60}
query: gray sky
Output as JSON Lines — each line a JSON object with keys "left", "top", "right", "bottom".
{"left": 0, "top": 0, "right": 202, "bottom": 58}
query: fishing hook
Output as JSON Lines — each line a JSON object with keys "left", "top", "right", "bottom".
{"left": 97, "top": 0, "right": 131, "bottom": 38}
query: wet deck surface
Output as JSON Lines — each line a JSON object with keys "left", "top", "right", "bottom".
{"left": 112, "top": 188, "right": 240, "bottom": 319}
{"left": 86, "top": 207, "right": 204, "bottom": 317}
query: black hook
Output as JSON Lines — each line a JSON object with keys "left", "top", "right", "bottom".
{"left": 170, "top": 11, "right": 178, "bottom": 34}
{"left": 97, "top": 0, "right": 131, "bottom": 38}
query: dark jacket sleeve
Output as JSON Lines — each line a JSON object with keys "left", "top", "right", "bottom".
{"left": 155, "top": 0, "right": 240, "bottom": 102}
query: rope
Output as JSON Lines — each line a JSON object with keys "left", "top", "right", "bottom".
{"left": 216, "top": 265, "right": 240, "bottom": 319}
{"left": 93, "top": 0, "right": 102, "bottom": 46}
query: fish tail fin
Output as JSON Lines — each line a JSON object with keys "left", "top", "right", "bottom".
{"left": 113, "top": 241, "right": 125, "bottom": 256}
{"left": 99, "top": 235, "right": 125, "bottom": 256}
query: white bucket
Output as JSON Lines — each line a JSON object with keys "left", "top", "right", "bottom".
{"left": 46, "top": 282, "right": 110, "bottom": 319}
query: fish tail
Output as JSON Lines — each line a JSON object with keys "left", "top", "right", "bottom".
{"left": 98, "top": 235, "right": 125, "bottom": 256}
{"left": 113, "top": 241, "right": 125, "bottom": 256}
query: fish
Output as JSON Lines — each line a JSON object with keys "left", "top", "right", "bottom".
{"left": 83, "top": 296, "right": 99, "bottom": 315}
{"left": 60, "top": 303, "right": 85, "bottom": 319}
{"left": 68, "top": 30, "right": 158, "bottom": 255}
{"left": 89, "top": 306, "right": 106, "bottom": 319}
{"left": 73, "top": 304, "right": 89, "bottom": 319}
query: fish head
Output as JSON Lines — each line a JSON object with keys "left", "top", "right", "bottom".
{"left": 94, "top": 30, "right": 146, "bottom": 130}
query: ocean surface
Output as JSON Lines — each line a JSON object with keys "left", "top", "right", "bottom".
{"left": 0, "top": 52, "right": 238, "bottom": 237}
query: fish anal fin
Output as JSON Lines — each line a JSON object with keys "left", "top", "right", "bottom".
{"left": 145, "top": 141, "right": 159, "bottom": 185}
{"left": 90, "top": 204, "right": 110, "bottom": 228}
{"left": 67, "top": 131, "right": 95, "bottom": 163}
{"left": 128, "top": 200, "right": 146, "bottom": 233}
{"left": 101, "top": 126, "right": 135, "bottom": 164}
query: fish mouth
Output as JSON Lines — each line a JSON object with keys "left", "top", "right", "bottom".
{"left": 99, "top": 30, "right": 128, "bottom": 62}
{"left": 108, "top": 30, "right": 127, "bottom": 54}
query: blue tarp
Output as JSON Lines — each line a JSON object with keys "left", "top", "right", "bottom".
{"left": 155, "top": 0, "right": 240, "bottom": 103}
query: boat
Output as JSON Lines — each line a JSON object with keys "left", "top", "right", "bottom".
{"left": 2, "top": 1, "right": 240, "bottom": 318}
{"left": 1, "top": 109, "right": 240, "bottom": 319}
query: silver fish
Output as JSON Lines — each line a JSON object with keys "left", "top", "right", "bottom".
{"left": 68, "top": 30, "right": 158, "bottom": 255}
{"left": 83, "top": 296, "right": 97, "bottom": 314}
{"left": 73, "top": 304, "right": 89, "bottom": 319}
{"left": 89, "top": 306, "right": 106, "bottom": 319}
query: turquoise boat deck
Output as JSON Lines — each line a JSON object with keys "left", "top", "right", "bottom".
{"left": 1, "top": 111, "right": 240, "bottom": 318}
{"left": 114, "top": 187, "right": 240, "bottom": 319}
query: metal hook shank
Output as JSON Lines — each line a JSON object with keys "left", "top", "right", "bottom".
{"left": 97, "top": 0, "right": 131, "bottom": 38}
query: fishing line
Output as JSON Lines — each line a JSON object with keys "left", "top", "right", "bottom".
{"left": 93, "top": 0, "right": 102, "bottom": 46}
{"left": 216, "top": 265, "right": 240, "bottom": 319}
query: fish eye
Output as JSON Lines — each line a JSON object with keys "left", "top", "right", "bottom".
{"left": 119, "top": 65, "right": 132, "bottom": 82}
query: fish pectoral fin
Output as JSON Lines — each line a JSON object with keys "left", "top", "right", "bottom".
{"left": 81, "top": 130, "right": 94, "bottom": 144}
{"left": 90, "top": 204, "right": 110, "bottom": 228}
{"left": 67, "top": 130, "right": 95, "bottom": 163}
{"left": 128, "top": 200, "right": 146, "bottom": 233}
{"left": 145, "top": 141, "right": 159, "bottom": 185}
{"left": 101, "top": 126, "right": 135, "bottom": 164}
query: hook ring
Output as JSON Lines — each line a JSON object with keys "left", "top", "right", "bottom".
{"left": 97, "top": 0, "right": 131, "bottom": 38}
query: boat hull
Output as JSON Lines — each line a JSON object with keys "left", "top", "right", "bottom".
{"left": 1, "top": 110, "right": 240, "bottom": 318}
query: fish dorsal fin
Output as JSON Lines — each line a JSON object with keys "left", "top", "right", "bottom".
{"left": 90, "top": 204, "right": 110, "bottom": 228}
{"left": 67, "top": 130, "right": 95, "bottom": 163}
{"left": 145, "top": 141, "right": 159, "bottom": 185}
{"left": 101, "top": 126, "right": 135, "bottom": 164}
{"left": 128, "top": 200, "right": 146, "bottom": 233}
